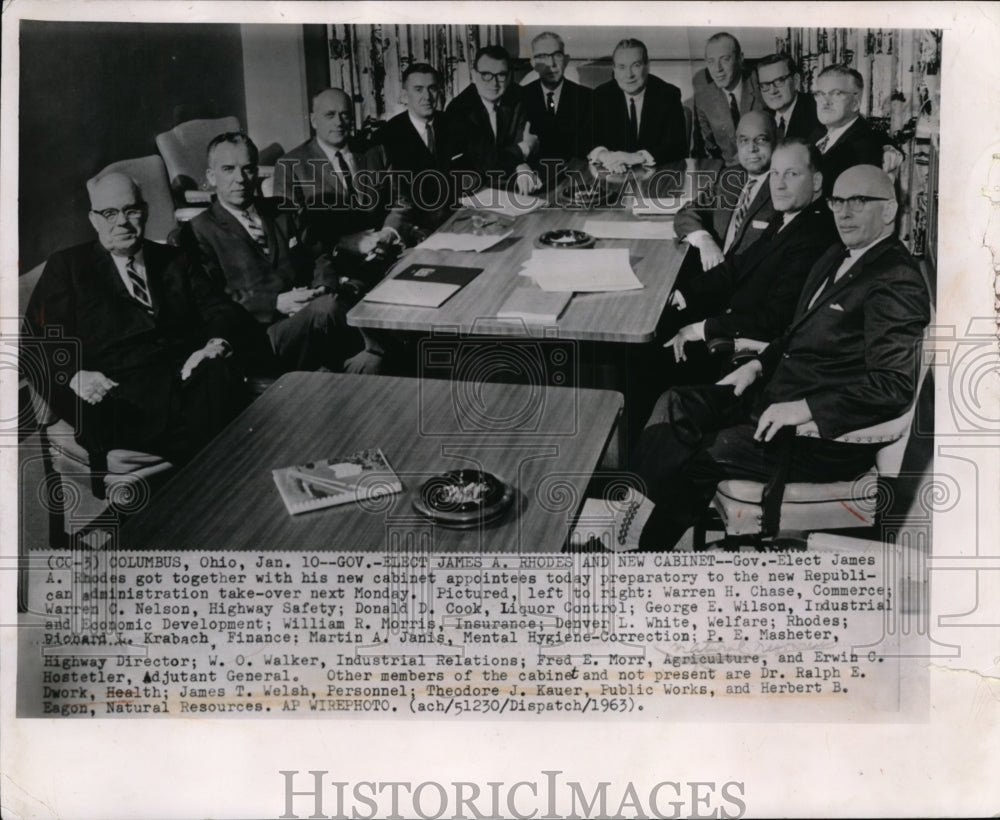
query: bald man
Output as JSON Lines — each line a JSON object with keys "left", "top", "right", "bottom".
{"left": 25, "top": 173, "right": 257, "bottom": 470}
{"left": 585, "top": 164, "right": 930, "bottom": 550}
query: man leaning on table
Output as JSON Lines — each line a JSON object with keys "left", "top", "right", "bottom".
{"left": 588, "top": 38, "right": 687, "bottom": 173}
{"left": 441, "top": 45, "right": 542, "bottom": 197}
{"left": 582, "top": 164, "right": 930, "bottom": 551}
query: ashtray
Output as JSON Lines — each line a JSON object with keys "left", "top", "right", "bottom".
{"left": 412, "top": 470, "right": 515, "bottom": 528}
{"left": 536, "top": 229, "right": 596, "bottom": 249}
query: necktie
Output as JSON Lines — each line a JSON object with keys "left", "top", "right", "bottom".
{"left": 425, "top": 119, "right": 436, "bottom": 155}
{"left": 546, "top": 91, "right": 556, "bottom": 116}
{"left": 728, "top": 92, "right": 741, "bottom": 128}
{"left": 724, "top": 177, "right": 755, "bottom": 252}
{"left": 777, "top": 115, "right": 786, "bottom": 140}
{"left": 815, "top": 133, "right": 830, "bottom": 153}
{"left": 125, "top": 256, "right": 153, "bottom": 312}
{"left": 335, "top": 150, "right": 356, "bottom": 204}
{"left": 627, "top": 96, "right": 638, "bottom": 152}
{"left": 807, "top": 249, "right": 852, "bottom": 308}
{"left": 242, "top": 209, "right": 267, "bottom": 248}
{"left": 492, "top": 101, "right": 502, "bottom": 143}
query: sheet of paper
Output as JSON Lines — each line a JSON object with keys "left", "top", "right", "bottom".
{"left": 631, "top": 197, "right": 690, "bottom": 216}
{"left": 416, "top": 230, "right": 512, "bottom": 252}
{"left": 582, "top": 218, "right": 677, "bottom": 240}
{"left": 519, "top": 248, "right": 644, "bottom": 292}
{"left": 459, "top": 188, "right": 544, "bottom": 217}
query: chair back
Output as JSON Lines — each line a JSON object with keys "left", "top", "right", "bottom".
{"left": 155, "top": 115, "right": 240, "bottom": 200}
{"left": 87, "top": 155, "right": 178, "bottom": 244}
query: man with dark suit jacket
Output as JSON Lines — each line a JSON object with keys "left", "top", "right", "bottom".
{"left": 25, "top": 173, "right": 254, "bottom": 469}
{"left": 588, "top": 38, "right": 686, "bottom": 172}
{"left": 665, "top": 138, "right": 838, "bottom": 374}
{"left": 756, "top": 53, "right": 820, "bottom": 141}
{"left": 809, "top": 65, "right": 886, "bottom": 197}
{"left": 189, "top": 132, "right": 381, "bottom": 374}
{"left": 588, "top": 164, "right": 929, "bottom": 550}
{"left": 692, "top": 32, "right": 765, "bottom": 167}
{"left": 522, "top": 31, "right": 594, "bottom": 174}
{"left": 274, "top": 87, "right": 412, "bottom": 265}
{"left": 375, "top": 63, "right": 454, "bottom": 235}
{"left": 441, "top": 45, "right": 541, "bottom": 197}
{"left": 674, "top": 111, "right": 778, "bottom": 272}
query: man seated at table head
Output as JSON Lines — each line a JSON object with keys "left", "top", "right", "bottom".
{"left": 375, "top": 62, "right": 454, "bottom": 234}
{"left": 755, "top": 53, "right": 819, "bottom": 142}
{"left": 25, "top": 172, "right": 257, "bottom": 470}
{"left": 674, "top": 110, "right": 779, "bottom": 273}
{"left": 665, "top": 137, "right": 839, "bottom": 378}
{"left": 810, "top": 65, "right": 888, "bottom": 196}
{"left": 522, "top": 31, "right": 595, "bottom": 169}
{"left": 188, "top": 132, "right": 383, "bottom": 375}
{"left": 692, "top": 32, "right": 764, "bottom": 167}
{"left": 590, "top": 164, "right": 929, "bottom": 551}
{"left": 273, "top": 87, "right": 414, "bottom": 270}
{"left": 441, "top": 45, "right": 542, "bottom": 197}
{"left": 588, "top": 38, "right": 687, "bottom": 173}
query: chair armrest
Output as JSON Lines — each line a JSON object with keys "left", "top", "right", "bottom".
{"left": 175, "top": 207, "right": 208, "bottom": 223}
{"left": 258, "top": 165, "right": 275, "bottom": 178}
{"left": 796, "top": 412, "right": 912, "bottom": 444}
{"left": 184, "top": 190, "right": 213, "bottom": 204}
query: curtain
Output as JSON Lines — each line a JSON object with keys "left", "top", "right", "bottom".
{"left": 780, "top": 28, "right": 942, "bottom": 258}
{"left": 328, "top": 23, "right": 504, "bottom": 124}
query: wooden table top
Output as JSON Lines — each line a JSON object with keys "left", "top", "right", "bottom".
{"left": 347, "top": 164, "right": 698, "bottom": 344}
{"left": 119, "top": 372, "right": 623, "bottom": 553}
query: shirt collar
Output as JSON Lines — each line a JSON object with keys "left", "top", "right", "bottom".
{"left": 408, "top": 110, "right": 433, "bottom": 134}
{"left": 219, "top": 198, "right": 258, "bottom": 221}
{"left": 724, "top": 77, "right": 743, "bottom": 102}
{"left": 316, "top": 138, "right": 352, "bottom": 165}
{"left": 822, "top": 115, "right": 860, "bottom": 147}
{"left": 776, "top": 93, "right": 799, "bottom": 120}
{"left": 847, "top": 233, "right": 890, "bottom": 259}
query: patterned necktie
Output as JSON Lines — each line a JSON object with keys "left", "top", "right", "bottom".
{"left": 627, "top": 96, "right": 638, "bottom": 152}
{"left": 728, "top": 92, "right": 741, "bottom": 128}
{"left": 335, "top": 150, "right": 357, "bottom": 204}
{"left": 815, "top": 133, "right": 831, "bottom": 153}
{"left": 242, "top": 209, "right": 267, "bottom": 248}
{"left": 425, "top": 119, "right": 436, "bottom": 155}
{"left": 125, "top": 256, "right": 153, "bottom": 312}
{"left": 777, "top": 115, "right": 786, "bottom": 140}
{"left": 725, "top": 178, "right": 756, "bottom": 251}
{"left": 546, "top": 91, "right": 556, "bottom": 116}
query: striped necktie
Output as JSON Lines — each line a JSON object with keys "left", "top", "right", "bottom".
{"left": 724, "top": 178, "right": 756, "bottom": 252}
{"left": 815, "top": 133, "right": 831, "bottom": 153}
{"left": 242, "top": 209, "right": 267, "bottom": 248}
{"left": 335, "top": 150, "right": 357, "bottom": 204}
{"left": 125, "top": 256, "right": 153, "bottom": 312}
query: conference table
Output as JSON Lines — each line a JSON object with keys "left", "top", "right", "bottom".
{"left": 118, "top": 372, "right": 623, "bottom": 553}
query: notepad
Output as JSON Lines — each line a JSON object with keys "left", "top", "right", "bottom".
{"left": 519, "top": 248, "right": 643, "bottom": 293}
{"left": 582, "top": 219, "right": 677, "bottom": 240}
{"left": 363, "top": 263, "right": 483, "bottom": 308}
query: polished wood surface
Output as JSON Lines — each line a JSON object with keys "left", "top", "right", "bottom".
{"left": 348, "top": 165, "right": 696, "bottom": 343}
{"left": 119, "top": 372, "right": 623, "bottom": 552}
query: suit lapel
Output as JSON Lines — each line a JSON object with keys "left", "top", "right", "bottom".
{"left": 138, "top": 241, "right": 166, "bottom": 319}
{"left": 309, "top": 138, "right": 346, "bottom": 200}
{"left": 211, "top": 201, "right": 270, "bottom": 259}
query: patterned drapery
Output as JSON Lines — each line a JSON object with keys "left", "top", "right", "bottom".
{"left": 328, "top": 23, "right": 504, "bottom": 124}
{"left": 779, "top": 28, "right": 942, "bottom": 259}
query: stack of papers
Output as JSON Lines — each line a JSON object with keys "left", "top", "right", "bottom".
{"left": 416, "top": 231, "right": 512, "bottom": 252}
{"left": 582, "top": 219, "right": 677, "bottom": 240}
{"left": 459, "top": 188, "right": 545, "bottom": 218}
{"left": 519, "top": 248, "right": 643, "bottom": 293}
{"left": 631, "top": 197, "right": 690, "bottom": 217}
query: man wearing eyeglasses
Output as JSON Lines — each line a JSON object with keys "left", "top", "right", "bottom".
{"left": 441, "top": 45, "right": 541, "bottom": 197}
{"left": 522, "top": 31, "right": 594, "bottom": 169}
{"left": 588, "top": 38, "right": 686, "bottom": 173}
{"left": 24, "top": 173, "right": 257, "bottom": 471}
{"left": 755, "top": 53, "right": 820, "bottom": 142}
{"left": 692, "top": 32, "right": 764, "bottom": 168}
{"left": 584, "top": 164, "right": 929, "bottom": 551}
{"left": 809, "top": 65, "right": 885, "bottom": 197}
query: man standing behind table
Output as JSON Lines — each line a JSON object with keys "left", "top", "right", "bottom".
{"left": 187, "top": 132, "right": 381, "bottom": 374}
{"left": 274, "top": 87, "right": 413, "bottom": 272}
{"left": 674, "top": 111, "right": 778, "bottom": 273}
{"left": 25, "top": 173, "right": 254, "bottom": 470}
{"left": 522, "top": 31, "right": 595, "bottom": 172}
{"left": 376, "top": 63, "right": 454, "bottom": 235}
{"left": 755, "top": 53, "right": 820, "bottom": 142}
{"left": 441, "top": 45, "right": 541, "bottom": 197}
{"left": 692, "top": 32, "right": 764, "bottom": 167}
{"left": 599, "top": 165, "right": 930, "bottom": 551}
{"left": 809, "top": 65, "right": 886, "bottom": 197}
{"left": 588, "top": 38, "right": 687, "bottom": 173}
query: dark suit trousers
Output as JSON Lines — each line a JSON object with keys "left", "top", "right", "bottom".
{"left": 632, "top": 384, "right": 882, "bottom": 550}
{"left": 78, "top": 356, "right": 248, "bottom": 468}
{"left": 266, "top": 293, "right": 362, "bottom": 372}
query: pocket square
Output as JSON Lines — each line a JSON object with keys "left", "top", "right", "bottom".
{"left": 829, "top": 303, "right": 844, "bottom": 311}
{"left": 751, "top": 219, "right": 769, "bottom": 229}
{"left": 288, "top": 236, "right": 299, "bottom": 248}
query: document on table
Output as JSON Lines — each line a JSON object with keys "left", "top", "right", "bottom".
{"left": 459, "top": 188, "right": 545, "bottom": 217}
{"left": 630, "top": 197, "right": 690, "bottom": 216}
{"left": 582, "top": 218, "right": 676, "bottom": 240}
{"left": 519, "top": 248, "right": 643, "bottom": 292}
{"left": 416, "top": 230, "right": 513, "bottom": 252}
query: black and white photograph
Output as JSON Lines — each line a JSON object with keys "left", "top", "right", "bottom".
{"left": 2, "top": 1, "right": 998, "bottom": 818}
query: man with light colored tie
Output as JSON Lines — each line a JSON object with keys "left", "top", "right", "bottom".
{"left": 25, "top": 173, "right": 255, "bottom": 469}
{"left": 188, "top": 132, "right": 381, "bottom": 374}
{"left": 577, "top": 164, "right": 929, "bottom": 551}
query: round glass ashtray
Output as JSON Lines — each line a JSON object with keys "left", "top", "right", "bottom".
{"left": 412, "top": 470, "right": 515, "bottom": 528}
{"left": 536, "top": 229, "right": 596, "bottom": 249}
